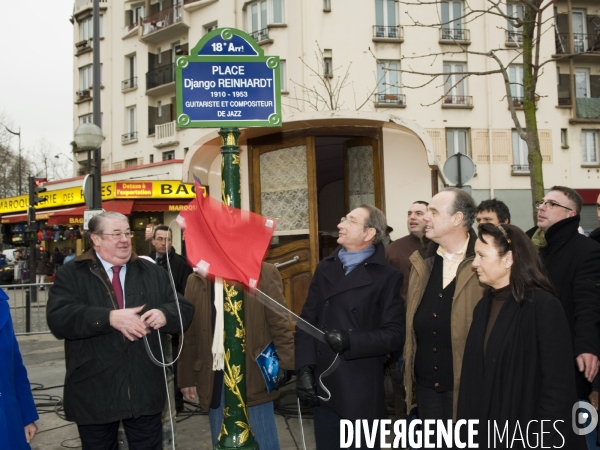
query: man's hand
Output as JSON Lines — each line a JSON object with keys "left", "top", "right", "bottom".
{"left": 141, "top": 309, "right": 167, "bottom": 330}
{"left": 296, "top": 366, "right": 319, "bottom": 407}
{"left": 325, "top": 329, "right": 350, "bottom": 354}
{"left": 180, "top": 386, "right": 197, "bottom": 402}
{"left": 109, "top": 305, "right": 148, "bottom": 341}
{"left": 576, "top": 353, "right": 599, "bottom": 382}
{"left": 24, "top": 422, "right": 38, "bottom": 444}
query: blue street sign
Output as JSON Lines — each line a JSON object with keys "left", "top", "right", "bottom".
{"left": 176, "top": 28, "right": 282, "bottom": 128}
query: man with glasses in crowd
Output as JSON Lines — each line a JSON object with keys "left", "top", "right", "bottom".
{"left": 527, "top": 186, "right": 600, "bottom": 450}
{"left": 149, "top": 224, "right": 193, "bottom": 413}
{"left": 47, "top": 212, "right": 194, "bottom": 450}
{"left": 295, "top": 204, "right": 405, "bottom": 449}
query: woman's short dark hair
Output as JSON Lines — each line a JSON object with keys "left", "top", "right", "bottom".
{"left": 478, "top": 223, "right": 554, "bottom": 304}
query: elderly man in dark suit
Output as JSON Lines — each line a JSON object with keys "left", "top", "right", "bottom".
{"left": 295, "top": 204, "right": 405, "bottom": 450}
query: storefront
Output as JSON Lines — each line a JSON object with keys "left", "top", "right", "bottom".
{"left": 0, "top": 180, "right": 198, "bottom": 258}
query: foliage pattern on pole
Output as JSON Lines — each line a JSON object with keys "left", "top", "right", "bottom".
{"left": 215, "top": 127, "right": 258, "bottom": 450}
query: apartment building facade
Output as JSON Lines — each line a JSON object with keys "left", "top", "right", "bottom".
{"left": 70, "top": 0, "right": 600, "bottom": 272}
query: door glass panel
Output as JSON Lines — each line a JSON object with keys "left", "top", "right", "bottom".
{"left": 347, "top": 145, "right": 375, "bottom": 210}
{"left": 260, "top": 145, "right": 309, "bottom": 232}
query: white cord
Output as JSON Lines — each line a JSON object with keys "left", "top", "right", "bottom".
{"left": 143, "top": 219, "right": 186, "bottom": 368}
{"left": 158, "top": 331, "right": 176, "bottom": 450}
{"left": 297, "top": 398, "right": 307, "bottom": 450}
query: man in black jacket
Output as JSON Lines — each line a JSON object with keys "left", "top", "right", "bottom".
{"left": 528, "top": 186, "right": 600, "bottom": 447}
{"left": 47, "top": 212, "right": 194, "bottom": 450}
{"left": 149, "top": 224, "right": 193, "bottom": 413}
{"left": 295, "top": 204, "right": 404, "bottom": 450}
{"left": 149, "top": 225, "right": 192, "bottom": 294}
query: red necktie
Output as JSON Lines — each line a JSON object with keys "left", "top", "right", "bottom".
{"left": 111, "top": 265, "right": 124, "bottom": 309}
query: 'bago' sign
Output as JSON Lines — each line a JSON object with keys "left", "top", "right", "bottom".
{"left": 176, "top": 28, "right": 282, "bottom": 129}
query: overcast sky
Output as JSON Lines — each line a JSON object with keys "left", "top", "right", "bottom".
{"left": 0, "top": 1, "right": 73, "bottom": 158}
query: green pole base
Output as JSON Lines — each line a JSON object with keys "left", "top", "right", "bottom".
{"left": 214, "top": 440, "right": 259, "bottom": 450}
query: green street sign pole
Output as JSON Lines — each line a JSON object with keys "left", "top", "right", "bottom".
{"left": 215, "top": 127, "right": 258, "bottom": 450}
{"left": 175, "top": 28, "right": 282, "bottom": 450}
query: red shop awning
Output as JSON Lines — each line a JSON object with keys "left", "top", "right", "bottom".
{"left": 46, "top": 200, "right": 134, "bottom": 226}
{"left": 1, "top": 206, "right": 85, "bottom": 224}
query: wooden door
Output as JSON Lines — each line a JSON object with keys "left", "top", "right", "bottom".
{"left": 249, "top": 137, "right": 318, "bottom": 319}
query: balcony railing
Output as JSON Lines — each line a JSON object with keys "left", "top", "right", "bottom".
{"left": 375, "top": 93, "right": 406, "bottom": 106}
{"left": 443, "top": 95, "right": 473, "bottom": 106}
{"left": 146, "top": 63, "right": 175, "bottom": 90}
{"left": 576, "top": 98, "right": 600, "bottom": 119}
{"left": 558, "top": 97, "right": 572, "bottom": 106}
{"left": 505, "top": 30, "right": 523, "bottom": 45}
{"left": 156, "top": 121, "right": 176, "bottom": 140}
{"left": 372, "top": 25, "right": 403, "bottom": 40}
{"left": 122, "top": 77, "right": 138, "bottom": 90}
{"left": 250, "top": 28, "right": 269, "bottom": 42}
{"left": 440, "top": 28, "right": 470, "bottom": 42}
{"left": 512, "top": 164, "right": 529, "bottom": 174}
{"left": 122, "top": 131, "right": 138, "bottom": 143}
{"left": 142, "top": 4, "right": 182, "bottom": 36}
{"left": 75, "top": 39, "right": 91, "bottom": 53}
{"left": 76, "top": 90, "right": 91, "bottom": 102}
{"left": 555, "top": 32, "right": 600, "bottom": 54}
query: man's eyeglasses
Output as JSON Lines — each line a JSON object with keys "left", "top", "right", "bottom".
{"left": 154, "top": 237, "right": 172, "bottom": 243}
{"left": 340, "top": 216, "right": 367, "bottom": 227}
{"left": 534, "top": 200, "right": 573, "bottom": 212}
{"left": 101, "top": 231, "right": 132, "bottom": 240}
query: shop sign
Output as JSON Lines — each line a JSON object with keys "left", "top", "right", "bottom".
{"left": 176, "top": 28, "right": 282, "bottom": 128}
{"left": 0, "top": 181, "right": 197, "bottom": 215}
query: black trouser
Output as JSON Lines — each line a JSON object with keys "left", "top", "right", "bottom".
{"left": 77, "top": 413, "right": 162, "bottom": 450}
{"left": 313, "top": 404, "right": 381, "bottom": 450}
{"left": 416, "top": 383, "right": 453, "bottom": 449}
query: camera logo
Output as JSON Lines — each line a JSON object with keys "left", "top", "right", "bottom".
{"left": 572, "top": 401, "right": 599, "bottom": 435}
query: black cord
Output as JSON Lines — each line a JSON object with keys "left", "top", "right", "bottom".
{"left": 61, "top": 437, "right": 82, "bottom": 449}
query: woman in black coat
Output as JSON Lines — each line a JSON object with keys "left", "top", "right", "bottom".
{"left": 457, "top": 224, "right": 585, "bottom": 449}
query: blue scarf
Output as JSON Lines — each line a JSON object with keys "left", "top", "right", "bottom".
{"left": 338, "top": 245, "right": 376, "bottom": 274}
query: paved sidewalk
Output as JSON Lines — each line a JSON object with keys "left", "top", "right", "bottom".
{"left": 18, "top": 333, "right": 316, "bottom": 450}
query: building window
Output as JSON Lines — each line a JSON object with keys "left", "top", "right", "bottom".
{"left": 375, "top": 0, "right": 397, "bottom": 37}
{"left": 575, "top": 68, "right": 590, "bottom": 98}
{"left": 509, "top": 65, "right": 524, "bottom": 105}
{"left": 157, "top": 101, "right": 162, "bottom": 117}
{"left": 446, "top": 129, "right": 470, "bottom": 158}
{"left": 582, "top": 130, "right": 599, "bottom": 165}
{"left": 324, "top": 0, "right": 331, "bottom": 12}
{"left": 512, "top": 129, "right": 529, "bottom": 172}
{"left": 79, "top": 114, "right": 102, "bottom": 127}
{"left": 79, "top": 65, "right": 93, "bottom": 91}
{"left": 561, "top": 129, "right": 568, "bottom": 148}
{"left": 123, "top": 106, "right": 137, "bottom": 142}
{"left": 133, "top": 3, "right": 145, "bottom": 23}
{"left": 157, "top": 47, "right": 162, "bottom": 64}
{"left": 163, "top": 150, "right": 175, "bottom": 161}
{"left": 125, "top": 158, "right": 138, "bottom": 168}
{"left": 280, "top": 60, "right": 287, "bottom": 92}
{"left": 443, "top": 62, "right": 468, "bottom": 104}
{"left": 323, "top": 56, "right": 333, "bottom": 78}
{"left": 376, "top": 60, "right": 402, "bottom": 104}
{"left": 79, "top": 114, "right": 93, "bottom": 125}
{"left": 79, "top": 15, "right": 103, "bottom": 41}
{"left": 441, "top": 1, "right": 463, "bottom": 39}
{"left": 123, "top": 54, "right": 137, "bottom": 90}
{"left": 506, "top": 3, "right": 524, "bottom": 43}
{"left": 204, "top": 21, "right": 218, "bottom": 34}
{"left": 247, "top": 0, "right": 284, "bottom": 39}
{"left": 149, "top": 154, "right": 154, "bottom": 163}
